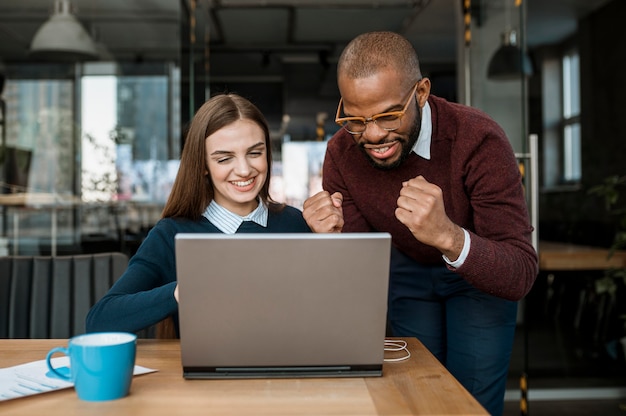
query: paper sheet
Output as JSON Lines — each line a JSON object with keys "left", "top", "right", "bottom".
{"left": 0, "top": 357, "right": 156, "bottom": 401}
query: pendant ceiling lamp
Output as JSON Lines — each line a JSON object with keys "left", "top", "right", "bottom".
{"left": 30, "top": 0, "right": 98, "bottom": 61}
{"left": 487, "top": 0, "right": 533, "bottom": 80}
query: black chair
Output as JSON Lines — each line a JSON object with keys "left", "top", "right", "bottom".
{"left": 0, "top": 252, "right": 128, "bottom": 339}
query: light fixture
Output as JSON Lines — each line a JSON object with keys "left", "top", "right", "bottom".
{"left": 487, "top": 0, "right": 532, "bottom": 81}
{"left": 487, "top": 29, "right": 533, "bottom": 80}
{"left": 30, "top": 0, "right": 98, "bottom": 61}
{"left": 91, "top": 26, "right": 113, "bottom": 61}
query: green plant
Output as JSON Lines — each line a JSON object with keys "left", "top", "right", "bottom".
{"left": 588, "top": 175, "right": 626, "bottom": 348}
{"left": 589, "top": 175, "right": 626, "bottom": 253}
{"left": 588, "top": 174, "right": 626, "bottom": 265}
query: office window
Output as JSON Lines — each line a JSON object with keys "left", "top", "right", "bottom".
{"left": 81, "top": 63, "right": 180, "bottom": 203}
{"left": 2, "top": 78, "right": 75, "bottom": 195}
{"left": 541, "top": 43, "right": 583, "bottom": 190}
{"left": 1, "top": 74, "right": 79, "bottom": 253}
{"left": 561, "top": 49, "right": 581, "bottom": 183}
{"left": 0, "top": 63, "right": 180, "bottom": 254}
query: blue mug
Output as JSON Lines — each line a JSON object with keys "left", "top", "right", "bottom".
{"left": 46, "top": 332, "right": 137, "bottom": 401}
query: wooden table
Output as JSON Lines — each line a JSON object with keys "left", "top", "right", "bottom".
{"left": 0, "top": 338, "right": 487, "bottom": 415}
{"left": 539, "top": 240, "right": 626, "bottom": 271}
{"left": 530, "top": 241, "right": 626, "bottom": 388}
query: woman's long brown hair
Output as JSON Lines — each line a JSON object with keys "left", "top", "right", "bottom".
{"left": 161, "top": 93, "right": 278, "bottom": 220}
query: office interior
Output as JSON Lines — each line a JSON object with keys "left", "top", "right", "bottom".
{"left": 1, "top": 0, "right": 625, "bottom": 413}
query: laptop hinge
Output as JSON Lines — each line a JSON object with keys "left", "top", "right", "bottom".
{"left": 183, "top": 364, "right": 382, "bottom": 379}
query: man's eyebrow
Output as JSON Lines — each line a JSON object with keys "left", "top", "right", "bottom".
{"left": 342, "top": 103, "right": 403, "bottom": 118}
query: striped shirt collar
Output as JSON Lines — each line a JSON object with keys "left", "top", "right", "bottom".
{"left": 202, "top": 199, "right": 268, "bottom": 234}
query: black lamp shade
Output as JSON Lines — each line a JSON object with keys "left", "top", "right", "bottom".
{"left": 487, "top": 44, "right": 533, "bottom": 80}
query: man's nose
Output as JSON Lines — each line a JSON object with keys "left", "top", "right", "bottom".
{"left": 361, "top": 120, "right": 389, "bottom": 141}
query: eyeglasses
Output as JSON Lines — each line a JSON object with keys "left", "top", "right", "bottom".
{"left": 335, "top": 82, "right": 419, "bottom": 134}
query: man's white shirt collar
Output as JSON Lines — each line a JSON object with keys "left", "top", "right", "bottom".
{"left": 412, "top": 101, "right": 432, "bottom": 160}
{"left": 202, "top": 200, "right": 268, "bottom": 234}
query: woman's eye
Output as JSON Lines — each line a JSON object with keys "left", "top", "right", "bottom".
{"left": 249, "top": 151, "right": 263, "bottom": 157}
{"left": 216, "top": 157, "right": 231, "bottom": 163}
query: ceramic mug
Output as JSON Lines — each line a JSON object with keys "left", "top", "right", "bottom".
{"left": 46, "top": 332, "right": 137, "bottom": 401}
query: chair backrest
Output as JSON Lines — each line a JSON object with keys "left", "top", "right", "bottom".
{"left": 0, "top": 252, "right": 128, "bottom": 339}
{"left": 155, "top": 316, "right": 178, "bottom": 339}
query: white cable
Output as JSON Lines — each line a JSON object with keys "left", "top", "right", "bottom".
{"left": 383, "top": 339, "right": 411, "bottom": 362}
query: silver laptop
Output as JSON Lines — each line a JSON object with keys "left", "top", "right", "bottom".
{"left": 175, "top": 232, "right": 391, "bottom": 379}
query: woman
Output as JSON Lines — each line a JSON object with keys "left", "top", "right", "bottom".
{"left": 86, "top": 93, "right": 310, "bottom": 335}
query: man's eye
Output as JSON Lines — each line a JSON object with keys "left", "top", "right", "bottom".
{"left": 346, "top": 120, "right": 365, "bottom": 128}
{"left": 376, "top": 115, "right": 399, "bottom": 122}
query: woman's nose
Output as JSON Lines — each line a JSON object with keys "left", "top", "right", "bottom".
{"left": 233, "top": 158, "right": 251, "bottom": 176}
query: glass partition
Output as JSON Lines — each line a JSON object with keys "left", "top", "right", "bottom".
{"left": 1, "top": 60, "right": 180, "bottom": 255}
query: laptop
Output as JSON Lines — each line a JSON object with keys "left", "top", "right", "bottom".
{"left": 175, "top": 232, "right": 391, "bottom": 379}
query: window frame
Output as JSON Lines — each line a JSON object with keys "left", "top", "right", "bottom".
{"left": 560, "top": 47, "right": 582, "bottom": 184}
{"left": 540, "top": 37, "right": 583, "bottom": 191}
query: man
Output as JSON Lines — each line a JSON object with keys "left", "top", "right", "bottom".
{"left": 302, "top": 31, "right": 538, "bottom": 416}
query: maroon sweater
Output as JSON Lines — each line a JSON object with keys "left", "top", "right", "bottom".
{"left": 322, "top": 95, "right": 538, "bottom": 301}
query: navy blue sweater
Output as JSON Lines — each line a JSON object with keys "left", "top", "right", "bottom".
{"left": 85, "top": 206, "right": 310, "bottom": 334}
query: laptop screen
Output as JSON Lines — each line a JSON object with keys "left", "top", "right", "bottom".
{"left": 175, "top": 233, "right": 391, "bottom": 379}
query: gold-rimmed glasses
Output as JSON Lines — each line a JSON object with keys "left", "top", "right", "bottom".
{"left": 335, "top": 82, "right": 419, "bottom": 135}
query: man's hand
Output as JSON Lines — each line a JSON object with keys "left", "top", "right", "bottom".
{"left": 303, "top": 191, "right": 344, "bottom": 233}
{"left": 395, "top": 176, "right": 464, "bottom": 260}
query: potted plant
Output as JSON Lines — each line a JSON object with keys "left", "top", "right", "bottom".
{"left": 588, "top": 175, "right": 626, "bottom": 362}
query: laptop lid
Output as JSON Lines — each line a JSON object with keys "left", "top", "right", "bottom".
{"left": 175, "top": 232, "right": 391, "bottom": 379}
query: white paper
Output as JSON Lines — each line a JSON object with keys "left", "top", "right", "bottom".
{"left": 0, "top": 357, "right": 156, "bottom": 401}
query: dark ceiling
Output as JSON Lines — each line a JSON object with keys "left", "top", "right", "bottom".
{"left": 0, "top": 0, "right": 614, "bottom": 138}
{"left": 0, "top": 0, "right": 612, "bottom": 69}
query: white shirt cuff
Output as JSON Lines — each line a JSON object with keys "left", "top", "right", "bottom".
{"left": 442, "top": 228, "right": 470, "bottom": 268}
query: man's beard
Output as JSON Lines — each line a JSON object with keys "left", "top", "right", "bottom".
{"left": 359, "top": 109, "right": 421, "bottom": 171}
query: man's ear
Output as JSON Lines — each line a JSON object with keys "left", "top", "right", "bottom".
{"left": 416, "top": 78, "right": 431, "bottom": 108}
